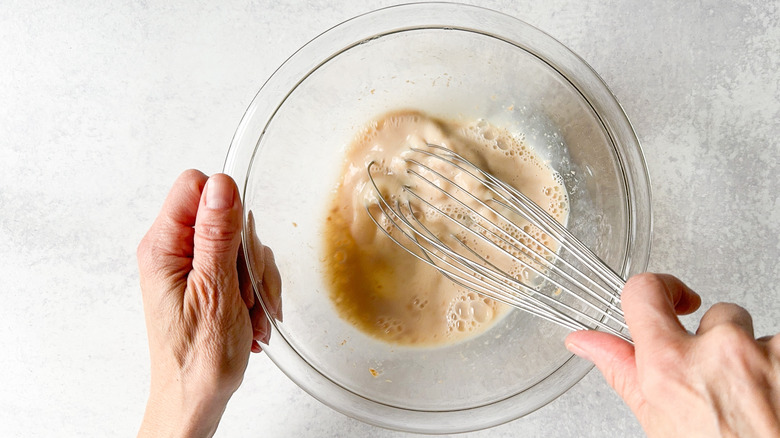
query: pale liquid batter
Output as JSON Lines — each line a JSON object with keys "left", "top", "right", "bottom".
{"left": 323, "top": 110, "right": 568, "bottom": 346}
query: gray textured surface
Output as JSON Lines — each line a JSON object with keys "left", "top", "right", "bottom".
{"left": 1, "top": 1, "right": 778, "bottom": 437}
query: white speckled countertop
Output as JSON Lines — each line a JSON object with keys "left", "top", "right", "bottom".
{"left": 1, "top": 1, "right": 778, "bottom": 436}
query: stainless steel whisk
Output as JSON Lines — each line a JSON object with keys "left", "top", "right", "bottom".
{"left": 365, "top": 143, "right": 631, "bottom": 342}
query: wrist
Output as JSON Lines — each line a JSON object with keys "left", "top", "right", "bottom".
{"left": 139, "top": 376, "right": 233, "bottom": 438}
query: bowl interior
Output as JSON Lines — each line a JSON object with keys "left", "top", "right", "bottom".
{"left": 226, "top": 3, "right": 649, "bottom": 433}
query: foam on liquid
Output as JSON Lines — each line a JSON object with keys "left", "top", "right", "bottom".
{"left": 323, "top": 110, "right": 568, "bottom": 346}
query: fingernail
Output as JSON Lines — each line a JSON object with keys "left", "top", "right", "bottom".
{"left": 261, "top": 326, "right": 271, "bottom": 345}
{"left": 251, "top": 340, "right": 262, "bottom": 354}
{"left": 565, "top": 341, "right": 593, "bottom": 362}
{"left": 205, "top": 177, "right": 234, "bottom": 210}
{"left": 254, "top": 324, "right": 271, "bottom": 346}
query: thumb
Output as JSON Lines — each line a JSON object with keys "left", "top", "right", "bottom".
{"left": 565, "top": 331, "right": 644, "bottom": 413}
{"left": 191, "top": 174, "right": 243, "bottom": 292}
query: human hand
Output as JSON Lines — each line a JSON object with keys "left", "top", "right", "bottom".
{"left": 565, "top": 273, "right": 780, "bottom": 437}
{"left": 136, "top": 170, "right": 281, "bottom": 438}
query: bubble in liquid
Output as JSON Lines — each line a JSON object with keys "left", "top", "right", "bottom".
{"left": 470, "top": 300, "right": 493, "bottom": 323}
{"left": 410, "top": 296, "right": 429, "bottom": 310}
{"left": 454, "top": 301, "right": 470, "bottom": 318}
{"left": 376, "top": 316, "right": 404, "bottom": 335}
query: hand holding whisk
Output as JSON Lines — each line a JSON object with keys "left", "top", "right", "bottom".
{"left": 365, "top": 143, "right": 632, "bottom": 342}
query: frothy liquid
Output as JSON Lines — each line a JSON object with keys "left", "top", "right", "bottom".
{"left": 323, "top": 110, "right": 568, "bottom": 346}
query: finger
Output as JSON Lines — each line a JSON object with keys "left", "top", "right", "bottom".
{"left": 252, "top": 304, "right": 271, "bottom": 345}
{"left": 155, "top": 169, "right": 208, "bottom": 231}
{"left": 251, "top": 340, "right": 262, "bottom": 354}
{"left": 237, "top": 242, "right": 255, "bottom": 309}
{"left": 190, "top": 174, "right": 243, "bottom": 298}
{"left": 240, "top": 215, "right": 273, "bottom": 345}
{"left": 248, "top": 283, "right": 267, "bottom": 339}
{"left": 669, "top": 276, "right": 702, "bottom": 315}
{"left": 246, "top": 210, "right": 283, "bottom": 322}
{"left": 137, "top": 169, "right": 207, "bottom": 285}
{"left": 249, "top": 284, "right": 271, "bottom": 349}
{"left": 621, "top": 273, "right": 698, "bottom": 348}
{"left": 244, "top": 210, "right": 265, "bottom": 300}
{"left": 697, "top": 302, "right": 754, "bottom": 337}
{"left": 261, "top": 246, "right": 283, "bottom": 322}
{"left": 565, "top": 331, "right": 644, "bottom": 413}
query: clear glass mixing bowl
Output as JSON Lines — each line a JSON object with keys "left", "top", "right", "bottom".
{"left": 224, "top": 3, "right": 651, "bottom": 434}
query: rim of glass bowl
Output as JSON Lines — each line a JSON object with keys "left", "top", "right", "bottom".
{"left": 223, "top": 2, "right": 652, "bottom": 434}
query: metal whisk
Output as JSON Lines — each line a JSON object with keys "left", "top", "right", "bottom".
{"left": 365, "top": 143, "right": 631, "bottom": 342}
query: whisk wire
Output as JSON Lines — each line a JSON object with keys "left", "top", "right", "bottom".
{"left": 365, "top": 144, "right": 632, "bottom": 342}
{"left": 416, "top": 145, "right": 626, "bottom": 300}
{"left": 366, "top": 197, "right": 608, "bottom": 335}
{"left": 368, "top": 182, "right": 629, "bottom": 339}
{"left": 399, "top": 177, "right": 629, "bottom": 337}
{"left": 402, "top": 154, "right": 627, "bottom": 328}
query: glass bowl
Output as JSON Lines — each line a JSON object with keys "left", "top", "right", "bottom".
{"left": 223, "top": 3, "right": 651, "bottom": 434}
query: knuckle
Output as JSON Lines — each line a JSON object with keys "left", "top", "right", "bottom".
{"left": 179, "top": 168, "right": 207, "bottom": 184}
{"left": 709, "top": 301, "right": 749, "bottom": 316}
{"left": 264, "top": 245, "right": 276, "bottom": 262}
{"left": 190, "top": 255, "right": 239, "bottom": 296}
{"left": 700, "top": 302, "right": 754, "bottom": 334}
{"left": 196, "top": 221, "right": 239, "bottom": 251}
{"left": 136, "top": 235, "right": 150, "bottom": 261}
{"left": 137, "top": 233, "right": 162, "bottom": 272}
{"left": 766, "top": 337, "right": 780, "bottom": 372}
{"left": 623, "top": 273, "right": 663, "bottom": 300}
{"left": 699, "top": 324, "right": 759, "bottom": 371}
{"left": 136, "top": 232, "right": 178, "bottom": 279}
{"left": 767, "top": 335, "right": 780, "bottom": 351}
{"left": 707, "top": 323, "right": 750, "bottom": 348}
